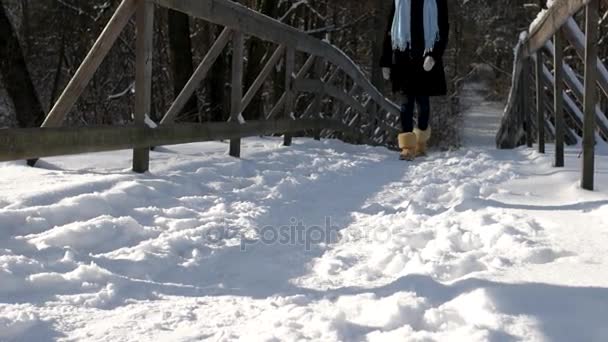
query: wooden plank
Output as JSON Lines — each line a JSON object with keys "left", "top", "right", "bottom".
{"left": 537, "top": 62, "right": 582, "bottom": 145}
{"left": 300, "top": 100, "right": 315, "bottom": 120}
{"left": 0, "top": 119, "right": 359, "bottom": 162}
{"left": 133, "top": 0, "right": 154, "bottom": 173}
{"left": 230, "top": 31, "right": 244, "bottom": 157}
{"left": 561, "top": 18, "right": 608, "bottom": 98}
{"left": 241, "top": 45, "right": 285, "bottom": 112}
{"left": 368, "top": 102, "right": 378, "bottom": 139}
{"left": 582, "top": 0, "right": 598, "bottom": 191}
{"left": 150, "top": 0, "right": 400, "bottom": 117}
{"left": 296, "top": 55, "right": 316, "bottom": 80}
{"left": 266, "top": 55, "right": 314, "bottom": 121}
{"left": 42, "top": 0, "right": 138, "bottom": 127}
{"left": 325, "top": 69, "right": 343, "bottom": 121}
{"left": 350, "top": 111, "right": 362, "bottom": 144}
{"left": 523, "top": 58, "right": 534, "bottom": 148}
{"left": 542, "top": 41, "right": 608, "bottom": 138}
{"left": 283, "top": 47, "right": 295, "bottom": 146}
{"left": 554, "top": 30, "right": 565, "bottom": 167}
{"left": 496, "top": 38, "right": 526, "bottom": 149}
{"left": 348, "top": 83, "right": 359, "bottom": 97}
{"left": 525, "top": 0, "right": 590, "bottom": 56}
{"left": 295, "top": 79, "right": 367, "bottom": 115}
{"left": 312, "top": 57, "right": 324, "bottom": 141}
{"left": 324, "top": 65, "right": 341, "bottom": 85}
{"left": 539, "top": 53, "right": 580, "bottom": 146}
{"left": 160, "top": 27, "right": 232, "bottom": 124}
{"left": 535, "top": 52, "right": 545, "bottom": 153}
{"left": 333, "top": 75, "right": 346, "bottom": 121}
{"left": 266, "top": 92, "right": 286, "bottom": 120}
{"left": 518, "top": 73, "right": 526, "bottom": 142}
{"left": 547, "top": 63, "right": 586, "bottom": 133}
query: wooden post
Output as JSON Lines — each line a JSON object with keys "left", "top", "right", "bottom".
{"left": 335, "top": 75, "right": 345, "bottom": 122}
{"left": 283, "top": 47, "right": 295, "bottom": 146}
{"left": 312, "top": 57, "right": 324, "bottom": 141}
{"left": 518, "top": 74, "right": 525, "bottom": 143}
{"left": 368, "top": 103, "right": 377, "bottom": 139}
{"left": 535, "top": 52, "right": 545, "bottom": 153}
{"left": 554, "top": 30, "right": 565, "bottom": 167}
{"left": 132, "top": 0, "right": 154, "bottom": 173}
{"left": 582, "top": 0, "right": 598, "bottom": 190}
{"left": 353, "top": 113, "right": 362, "bottom": 145}
{"left": 229, "top": 31, "right": 244, "bottom": 158}
{"left": 523, "top": 58, "right": 534, "bottom": 148}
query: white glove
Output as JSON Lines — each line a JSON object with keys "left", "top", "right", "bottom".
{"left": 382, "top": 67, "right": 390, "bottom": 80}
{"left": 423, "top": 56, "right": 435, "bottom": 72}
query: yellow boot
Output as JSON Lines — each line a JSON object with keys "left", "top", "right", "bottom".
{"left": 398, "top": 132, "right": 417, "bottom": 161}
{"left": 414, "top": 127, "right": 431, "bottom": 157}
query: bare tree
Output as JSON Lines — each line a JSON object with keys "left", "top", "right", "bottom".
{"left": 370, "top": 0, "right": 390, "bottom": 91}
{"left": 168, "top": 9, "right": 199, "bottom": 121}
{"left": 0, "top": 0, "right": 44, "bottom": 127}
{"left": 243, "top": 0, "right": 280, "bottom": 121}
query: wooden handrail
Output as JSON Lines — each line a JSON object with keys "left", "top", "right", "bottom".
{"left": 498, "top": 0, "right": 601, "bottom": 191}
{"left": 0, "top": 119, "right": 354, "bottom": 162}
{"left": 148, "top": 0, "right": 399, "bottom": 118}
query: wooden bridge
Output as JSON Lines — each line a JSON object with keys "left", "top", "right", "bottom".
{"left": 0, "top": 0, "right": 400, "bottom": 171}
{"left": 0, "top": 0, "right": 604, "bottom": 191}
{"left": 497, "top": 0, "right": 604, "bottom": 191}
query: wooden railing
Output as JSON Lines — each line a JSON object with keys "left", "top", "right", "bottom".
{"left": 496, "top": 0, "right": 602, "bottom": 190}
{"left": 0, "top": 0, "right": 400, "bottom": 172}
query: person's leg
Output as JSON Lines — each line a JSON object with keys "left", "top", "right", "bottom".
{"left": 398, "top": 93, "right": 417, "bottom": 160}
{"left": 414, "top": 96, "right": 432, "bottom": 156}
{"left": 400, "top": 93, "right": 415, "bottom": 133}
{"left": 416, "top": 95, "right": 430, "bottom": 131}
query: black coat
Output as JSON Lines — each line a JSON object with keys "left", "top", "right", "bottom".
{"left": 380, "top": 0, "right": 449, "bottom": 96}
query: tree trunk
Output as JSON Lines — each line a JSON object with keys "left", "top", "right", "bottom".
{"left": 168, "top": 9, "right": 198, "bottom": 121}
{"left": 371, "top": 0, "right": 389, "bottom": 92}
{"left": 206, "top": 25, "right": 229, "bottom": 122}
{"left": 21, "top": 0, "right": 30, "bottom": 51}
{"left": 0, "top": 1, "right": 44, "bottom": 128}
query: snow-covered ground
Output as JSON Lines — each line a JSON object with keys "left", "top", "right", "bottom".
{"left": 1, "top": 89, "right": 608, "bottom": 341}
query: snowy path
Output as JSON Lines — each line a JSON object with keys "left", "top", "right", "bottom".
{"left": 1, "top": 88, "right": 608, "bottom": 341}
{"left": 461, "top": 83, "right": 503, "bottom": 147}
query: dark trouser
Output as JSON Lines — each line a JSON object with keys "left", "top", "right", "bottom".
{"left": 399, "top": 94, "right": 430, "bottom": 133}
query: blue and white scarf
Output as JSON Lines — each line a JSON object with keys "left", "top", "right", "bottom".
{"left": 391, "top": 0, "right": 439, "bottom": 53}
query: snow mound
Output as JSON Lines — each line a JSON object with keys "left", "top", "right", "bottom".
{"left": 25, "top": 216, "right": 156, "bottom": 253}
{"left": 0, "top": 137, "right": 607, "bottom": 341}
